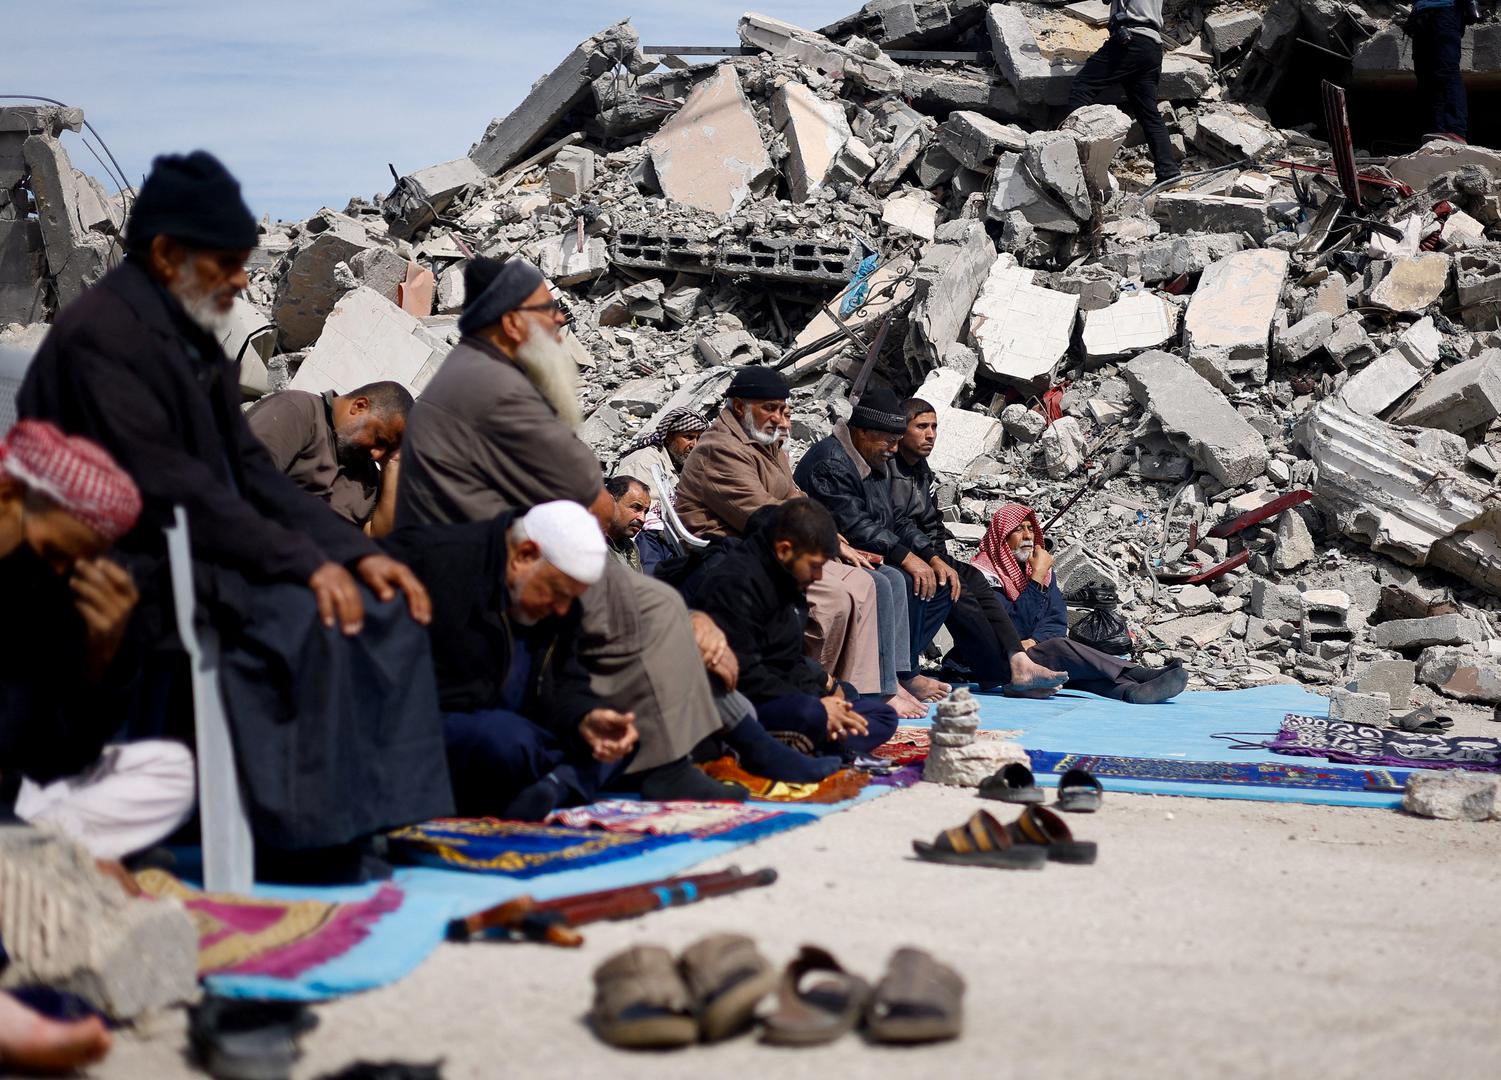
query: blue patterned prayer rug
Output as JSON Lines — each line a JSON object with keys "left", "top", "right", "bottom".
{"left": 386, "top": 818, "right": 688, "bottom": 878}
{"left": 1026, "top": 750, "right": 1410, "bottom": 792}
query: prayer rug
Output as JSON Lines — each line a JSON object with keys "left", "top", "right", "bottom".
{"left": 385, "top": 819, "right": 686, "bottom": 878}
{"left": 872, "top": 726, "right": 1023, "bottom": 767}
{"left": 136, "top": 870, "right": 405, "bottom": 978}
{"left": 1261, "top": 713, "right": 1501, "bottom": 771}
{"left": 1026, "top": 750, "right": 1409, "bottom": 792}
{"left": 701, "top": 757, "right": 871, "bottom": 803}
{"left": 546, "top": 800, "right": 814, "bottom": 838}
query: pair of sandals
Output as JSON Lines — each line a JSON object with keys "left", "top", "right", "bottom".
{"left": 591, "top": 936, "right": 963, "bottom": 1049}
{"left": 980, "top": 762, "right": 1102, "bottom": 813}
{"left": 914, "top": 805, "right": 1098, "bottom": 870}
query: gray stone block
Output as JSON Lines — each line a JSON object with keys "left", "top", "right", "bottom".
{"left": 1392, "top": 349, "right": 1501, "bottom": 435}
{"left": 1416, "top": 646, "right": 1501, "bottom": 703}
{"left": 1371, "top": 614, "right": 1487, "bottom": 651}
{"left": 1328, "top": 687, "right": 1391, "bottom": 725}
{"left": 1403, "top": 772, "right": 1501, "bottom": 820}
{"left": 1123, "top": 350, "right": 1269, "bottom": 487}
{"left": 1355, "top": 659, "right": 1416, "bottom": 710}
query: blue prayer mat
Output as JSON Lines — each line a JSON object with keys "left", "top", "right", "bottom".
{"left": 386, "top": 818, "right": 688, "bottom": 878}
{"left": 1026, "top": 750, "right": 1409, "bottom": 792}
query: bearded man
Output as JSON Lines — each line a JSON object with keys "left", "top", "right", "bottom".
{"left": 18, "top": 152, "right": 452, "bottom": 878}
{"left": 247, "top": 380, "right": 412, "bottom": 534}
{"left": 396, "top": 257, "right": 748, "bottom": 803}
{"left": 614, "top": 407, "right": 710, "bottom": 512}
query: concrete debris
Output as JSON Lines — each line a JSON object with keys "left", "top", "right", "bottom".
{"left": 1327, "top": 687, "right": 1391, "bottom": 726}
{"left": 1371, "top": 613, "right": 1487, "bottom": 652}
{"left": 970, "top": 254, "right": 1079, "bottom": 387}
{"left": 1403, "top": 772, "right": 1501, "bottom": 822}
{"left": 1415, "top": 647, "right": 1501, "bottom": 704}
{"left": 0, "top": 828, "right": 198, "bottom": 1019}
{"left": 649, "top": 64, "right": 774, "bottom": 218}
{"left": 1182, "top": 249, "right": 1289, "bottom": 391}
{"left": 16, "top": 2, "right": 1501, "bottom": 705}
{"left": 1123, "top": 351, "right": 1269, "bottom": 487}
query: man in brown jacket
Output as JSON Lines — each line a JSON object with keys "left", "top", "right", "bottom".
{"left": 395, "top": 257, "right": 763, "bottom": 800}
{"left": 675, "top": 367, "right": 933, "bottom": 718}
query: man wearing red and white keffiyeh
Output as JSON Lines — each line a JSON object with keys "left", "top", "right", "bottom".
{"left": 0, "top": 420, "right": 195, "bottom": 861}
{"left": 972, "top": 501, "right": 1187, "bottom": 704}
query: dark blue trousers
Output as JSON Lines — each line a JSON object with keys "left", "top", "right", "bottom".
{"left": 442, "top": 709, "right": 622, "bottom": 816}
{"left": 1413, "top": 6, "right": 1468, "bottom": 139}
{"left": 755, "top": 693, "right": 899, "bottom": 757}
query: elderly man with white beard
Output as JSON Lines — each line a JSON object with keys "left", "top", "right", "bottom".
{"left": 18, "top": 152, "right": 453, "bottom": 881}
{"left": 395, "top": 256, "right": 802, "bottom": 811}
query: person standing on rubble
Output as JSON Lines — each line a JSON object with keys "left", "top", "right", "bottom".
{"left": 1409, "top": 0, "right": 1470, "bottom": 144}
{"left": 1064, "top": 0, "right": 1181, "bottom": 184}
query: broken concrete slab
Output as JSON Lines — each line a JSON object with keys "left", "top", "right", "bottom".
{"left": 547, "top": 146, "right": 597, "bottom": 201}
{"left": 382, "top": 157, "right": 485, "bottom": 241}
{"left": 1391, "top": 349, "right": 1501, "bottom": 435}
{"left": 1096, "top": 232, "right": 1244, "bottom": 283}
{"left": 531, "top": 232, "right": 609, "bottom": 287}
{"left": 1370, "top": 253, "right": 1451, "bottom": 315}
{"left": 1372, "top": 613, "right": 1487, "bottom": 651}
{"left": 1339, "top": 350, "right": 1427, "bottom": 418}
{"left": 470, "top": 20, "right": 647, "bottom": 175}
{"left": 1323, "top": 313, "right": 1375, "bottom": 369}
{"left": 289, "top": 287, "right": 445, "bottom": 396}
{"left": 1356, "top": 658, "right": 1417, "bottom": 710}
{"left": 1183, "top": 248, "right": 1289, "bottom": 391}
{"left": 1023, "top": 130, "right": 1090, "bottom": 220}
{"left": 1386, "top": 140, "right": 1501, "bottom": 192}
{"left": 969, "top": 254, "right": 1080, "bottom": 387}
{"left": 1040, "top": 416, "right": 1085, "bottom": 479}
{"left": 1327, "top": 687, "right": 1391, "bottom": 725}
{"left": 1191, "top": 108, "right": 1286, "bottom": 165}
{"left": 0, "top": 829, "right": 198, "bottom": 1019}
{"left": 929, "top": 404, "right": 1004, "bottom": 476}
{"left": 1060, "top": 104, "right": 1131, "bottom": 199}
{"left": 648, "top": 64, "right": 774, "bottom": 218}
{"left": 1416, "top": 647, "right": 1501, "bottom": 704}
{"left": 1273, "top": 507, "right": 1316, "bottom": 571}
{"left": 906, "top": 221, "right": 995, "bottom": 366}
{"left": 1081, "top": 291, "right": 1179, "bottom": 364}
{"left": 1301, "top": 401, "right": 1501, "bottom": 595}
{"left": 881, "top": 191, "right": 939, "bottom": 240}
{"left": 1275, "top": 312, "right": 1335, "bottom": 366}
{"left": 1403, "top": 771, "right": 1501, "bottom": 821}
{"left": 739, "top": 12, "right": 903, "bottom": 91}
{"left": 1147, "top": 611, "right": 1238, "bottom": 647}
{"left": 772, "top": 81, "right": 853, "bottom": 204}
{"left": 273, "top": 210, "right": 376, "bottom": 351}
{"left": 21, "top": 135, "right": 113, "bottom": 309}
{"left": 1001, "top": 402, "right": 1048, "bottom": 443}
{"left": 1123, "top": 350, "right": 1270, "bottom": 487}
{"left": 986, "top": 151, "right": 1080, "bottom": 234}
{"left": 1153, "top": 192, "right": 1275, "bottom": 243}
{"left": 935, "top": 110, "right": 1026, "bottom": 171}
{"left": 1203, "top": 10, "right": 1262, "bottom": 59}
{"left": 822, "top": 0, "right": 991, "bottom": 48}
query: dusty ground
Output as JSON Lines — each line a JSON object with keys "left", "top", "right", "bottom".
{"left": 94, "top": 779, "right": 1501, "bottom": 1080}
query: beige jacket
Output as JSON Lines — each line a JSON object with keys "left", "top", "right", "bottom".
{"left": 674, "top": 407, "right": 801, "bottom": 539}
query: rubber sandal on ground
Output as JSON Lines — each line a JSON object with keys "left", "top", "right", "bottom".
{"left": 590, "top": 945, "right": 697, "bottom": 1050}
{"left": 1055, "top": 768, "right": 1103, "bottom": 813}
{"left": 911, "top": 809, "right": 1047, "bottom": 870}
{"left": 1004, "top": 804, "right": 1098, "bottom": 864}
{"left": 679, "top": 933, "right": 778, "bottom": 1043}
{"left": 760, "top": 946, "right": 870, "bottom": 1047}
{"left": 188, "top": 997, "right": 317, "bottom": 1080}
{"left": 865, "top": 947, "right": 964, "bottom": 1044}
{"left": 977, "top": 762, "right": 1044, "bottom": 804}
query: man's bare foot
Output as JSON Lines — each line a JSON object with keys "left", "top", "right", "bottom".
{"left": 1009, "top": 653, "right": 1067, "bottom": 694}
{"left": 901, "top": 674, "right": 951, "bottom": 702}
{"left": 0, "top": 991, "right": 112, "bottom": 1074}
{"left": 887, "top": 691, "right": 929, "bottom": 719}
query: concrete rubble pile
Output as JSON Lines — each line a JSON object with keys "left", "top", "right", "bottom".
{"left": 12, "top": 1, "right": 1501, "bottom": 723}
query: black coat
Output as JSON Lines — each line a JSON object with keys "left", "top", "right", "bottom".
{"left": 382, "top": 513, "right": 604, "bottom": 734}
{"left": 18, "top": 259, "right": 377, "bottom": 638}
{"left": 888, "top": 453, "right": 948, "bottom": 563}
{"left": 793, "top": 429, "right": 927, "bottom": 566}
{"left": 0, "top": 551, "right": 136, "bottom": 785}
{"left": 692, "top": 524, "right": 829, "bottom": 704}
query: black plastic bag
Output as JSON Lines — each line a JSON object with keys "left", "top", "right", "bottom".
{"left": 1066, "top": 583, "right": 1132, "bottom": 656}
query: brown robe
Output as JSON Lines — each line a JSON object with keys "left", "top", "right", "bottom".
{"left": 246, "top": 389, "right": 380, "bottom": 526}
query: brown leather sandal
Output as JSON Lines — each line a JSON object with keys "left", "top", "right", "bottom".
{"left": 760, "top": 946, "right": 870, "bottom": 1046}
{"left": 865, "top": 947, "right": 964, "bottom": 1044}
{"left": 1005, "top": 804, "right": 1098, "bottom": 864}
{"left": 912, "top": 809, "right": 1048, "bottom": 870}
{"left": 678, "top": 933, "right": 777, "bottom": 1042}
{"left": 590, "top": 945, "right": 696, "bottom": 1049}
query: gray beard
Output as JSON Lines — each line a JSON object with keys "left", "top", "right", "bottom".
{"left": 170, "top": 262, "right": 233, "bottom": 337}
{"left": 514, "top": 328, "right": 583, "bottom": 427}
{"left": 1016, "top": 544, "right": 1034, "bottom": 565}
{"left": 737, "top": 411, "right": 788, "bottom": 450}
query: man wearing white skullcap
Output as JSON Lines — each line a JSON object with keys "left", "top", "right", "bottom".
{"left": 386, "top": 502, "right": 714, "bottom": 818}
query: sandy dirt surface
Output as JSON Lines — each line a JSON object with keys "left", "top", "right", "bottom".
{"left": 94, "top": 780, "right": 1501, "bottom": 1080}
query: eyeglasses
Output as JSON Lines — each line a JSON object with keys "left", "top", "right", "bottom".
{"left": 514, "top": 298, "right": 564, "bottom": 316}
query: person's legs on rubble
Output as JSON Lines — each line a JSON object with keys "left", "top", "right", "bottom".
{"left": 1117, "top": 36, "right": 1178, "bottom": 181}
{"left": 1413, "top": 5, "right": 1469, "bottom": 142}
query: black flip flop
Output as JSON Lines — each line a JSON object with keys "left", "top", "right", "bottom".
{"left": 189, "top": 997, "right": 318, "bottom": 1080}
{"left": 1391, "top": 706, "right": 1454, "bottom": 735}
{"left": 1056, "top": 769, "right": 1103, "bottom": 813}
{"left": 978, "top": 762, "right": 1044, "bottom": 804}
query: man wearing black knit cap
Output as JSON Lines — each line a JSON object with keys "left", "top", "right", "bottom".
{"left": 796, "top": 386, "right": 959, "bottom": 705}
{"left": 19, "top": 151, "right": 453, "bottom": 879}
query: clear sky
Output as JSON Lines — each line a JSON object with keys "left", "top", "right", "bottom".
{"left": 9, "top": 1, "right": 855, "bottom": 223}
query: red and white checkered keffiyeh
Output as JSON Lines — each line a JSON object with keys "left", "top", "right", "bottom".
{"left": 0, "top": 420, "right": 142, "bottom": 543}
{"left": 971, "top": 501, "right": 1049, "bottom": 602}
